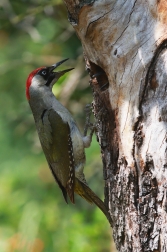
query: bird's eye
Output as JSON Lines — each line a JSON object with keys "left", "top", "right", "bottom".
{"left": 42, "top": 70, "right": 46, "bottom": 75}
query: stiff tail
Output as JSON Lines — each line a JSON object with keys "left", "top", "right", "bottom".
{"left": 74, "top": 178, "right": 110, "bottom": 222}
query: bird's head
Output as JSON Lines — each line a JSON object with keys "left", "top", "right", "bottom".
{"left": 26, "top": 58, "right": 74, "bottom": 100}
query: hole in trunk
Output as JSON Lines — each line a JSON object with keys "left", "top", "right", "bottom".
{"left": 88, "top": 61, "right": 109, "bottom": 91}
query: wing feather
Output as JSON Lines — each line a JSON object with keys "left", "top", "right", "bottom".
{"left": 39, "top": 109, "right": 75, "bottom": 203}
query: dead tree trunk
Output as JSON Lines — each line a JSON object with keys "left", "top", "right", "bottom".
{"left": 63, "top": 1, "right": 167, "bottom": 251}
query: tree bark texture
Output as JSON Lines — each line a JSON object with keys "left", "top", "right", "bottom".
{"left": 63, "top": 1, "right": 167, "bottom": 251}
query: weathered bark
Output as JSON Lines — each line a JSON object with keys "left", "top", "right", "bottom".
{"left": 63, "top": 1, "right": 167, "bottom": 251}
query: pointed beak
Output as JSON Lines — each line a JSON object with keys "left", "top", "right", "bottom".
{"left": 46, "top": 59, "right": 74, "bottom": 87}
{"left": 50, "top": 58, "right": 74, "bottom": 76}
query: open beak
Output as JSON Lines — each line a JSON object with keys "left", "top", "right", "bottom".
{"left": 50, "top": 58, "right": 74, "bottom": 76}
{"left": 46, "top": 58, "right": 74, "bottom": 87}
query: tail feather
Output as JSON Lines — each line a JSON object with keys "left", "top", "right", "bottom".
{"left": 74, "top": 178, "right": 110, "bottom": 221}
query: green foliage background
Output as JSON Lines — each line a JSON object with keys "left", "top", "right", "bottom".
{"left": 0, "top": 1, "right": 113, "bottom": 251}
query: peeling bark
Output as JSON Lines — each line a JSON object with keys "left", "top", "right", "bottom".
{"left": 63, "top": 0, "right": 167, "bottom": 251}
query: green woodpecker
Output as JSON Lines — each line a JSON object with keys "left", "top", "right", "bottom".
{"left": 26, "top": 59, "right": 109, "bottom": 220}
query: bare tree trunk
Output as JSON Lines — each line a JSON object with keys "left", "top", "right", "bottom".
{"left": 63, "top": 1, "right": 167, "bottom": 251}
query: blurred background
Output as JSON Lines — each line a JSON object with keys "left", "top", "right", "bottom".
{"left": 0, "top": 0, "right": 115, "bottom": 251}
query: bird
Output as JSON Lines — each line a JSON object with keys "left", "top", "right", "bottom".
{"left": 26, "top": 58, "right": 110, "bottom": 220}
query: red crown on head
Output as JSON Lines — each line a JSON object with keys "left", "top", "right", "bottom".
{"left": 26, "top": 67, "right": 44, "bottom": 100}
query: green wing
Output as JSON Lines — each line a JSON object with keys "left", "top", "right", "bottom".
{"left": 39, "top": 109, "right": 75, "bottom": 203}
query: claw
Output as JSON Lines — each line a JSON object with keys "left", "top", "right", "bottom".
{"left": 84, "top": 104, "right": 92, "bottom": 116}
